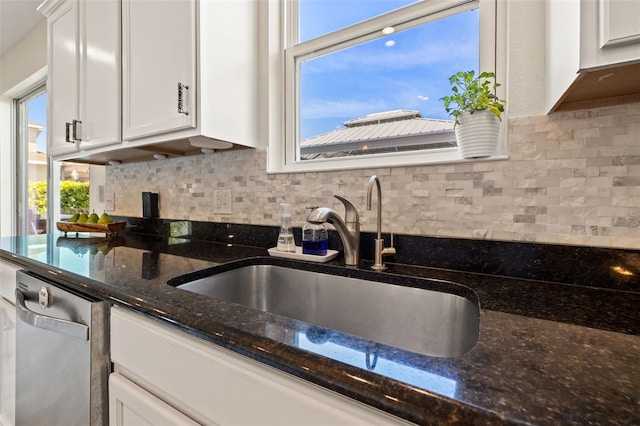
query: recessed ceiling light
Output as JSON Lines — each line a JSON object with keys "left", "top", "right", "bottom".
{"left": 382, "top": 26, "right": 395, "bottom": 35}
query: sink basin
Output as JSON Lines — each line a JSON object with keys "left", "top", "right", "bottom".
{"left": 172, "top": 261, "right": 480, "bottom": 357}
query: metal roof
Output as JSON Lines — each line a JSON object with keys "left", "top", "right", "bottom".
{"left": 301, "top": 110, "right": 454, "bottom": 149}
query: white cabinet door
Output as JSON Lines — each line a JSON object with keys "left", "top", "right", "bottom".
{"left": 42, "top": 0, "right": 121, "bottom": 156}
{"left": 109, "top": 373, "right": 199, "bottom": 426}
{"left": 79, "top": 0, "right": 121, "bottom": 150}
{"left": 0, "top": 259, "right": 18, "bottom": 426}
{"left": 581, "top": 0, "right": 640, "bottom": 69}
{"left": 0, "top": 298, "right": 15, "bottom": 426}
{"left": 122, "top": 0, "right": 196, "bottom": 140}
{"left": 0, "top": 259, "right": 20, "bottom": 304}
{"left": 598, "top": 0, "right": 640, "bottom": 50}
{"left": 47, "top": 0, "right": 80, "bottom": 156}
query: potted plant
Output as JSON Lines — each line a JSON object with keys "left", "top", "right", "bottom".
{"left": 441, "top": 70, "right": 506, "bottom": 159}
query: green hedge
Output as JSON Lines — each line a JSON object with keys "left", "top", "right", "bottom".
{"left": 28, "top": 181, "right": 48, "bottom": 215}
{"left": 60, "top": 181, "right": 90, "bottom": 214}
{"left": 28, "top": 181, "right": 90, "bottom": 215}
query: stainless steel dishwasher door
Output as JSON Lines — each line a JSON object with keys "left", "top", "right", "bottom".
{"left": 15, "top": 270, "right": 109, "bottom": 426}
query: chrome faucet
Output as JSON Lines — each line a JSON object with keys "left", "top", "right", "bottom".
{"left": 307, "top": 195, "right": 360, "bottom": 266}
{"left": 366, "top": 175, "right": 396, "bottom": 270}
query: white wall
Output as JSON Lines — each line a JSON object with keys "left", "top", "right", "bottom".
{"left": 505, "top": 0, "right": 548, "bottom": 118}
{"left": 0, "top": 96, "right": 14, "bottom": 237}
{"left": 0, "top": 20, "right": 47, "bottom": 237}
{"left": 0, "top": 20, "right": 47, "bottom": 95}
{"left": 89, "top": 165, "right": 106, "bottom": 214}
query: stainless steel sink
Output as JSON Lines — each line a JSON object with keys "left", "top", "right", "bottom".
{"left": 175, "top": 263, "right": 480, "bottom": 357}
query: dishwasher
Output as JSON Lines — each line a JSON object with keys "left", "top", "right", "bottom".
{"left": 15, "top": 270, "right": 109, "bottom": 425}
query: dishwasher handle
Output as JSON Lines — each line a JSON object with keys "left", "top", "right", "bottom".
{"left": 16, "top": 288, "right": 89, "bottom": 341}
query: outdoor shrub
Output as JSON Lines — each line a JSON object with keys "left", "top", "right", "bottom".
{"left": 28, "top": 181, "right": 90, "bottom": 215}
{"left": 60, "top": 181, "right": 90, "bottom": 214}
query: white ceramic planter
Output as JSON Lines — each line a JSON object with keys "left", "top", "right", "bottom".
{"left": 454, "top": 110, "right": 500, "bottom": 159}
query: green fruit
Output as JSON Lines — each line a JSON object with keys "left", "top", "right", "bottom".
{"left": 98, "top": 212, "right": 113, "bottom": 224}
{"left": 98, "top": 247, "right": 112, "bottom": 256}
{"left": 68, "top": 213, "right": 80, "bottom": 222}
{"left": 76, "top": 213, "right": 89, "bottom": 223}
{"left": 87, "top": 212, "right": 100, "bottom": 223}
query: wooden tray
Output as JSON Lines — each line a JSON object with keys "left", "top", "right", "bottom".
{"left": 56, "top": 221, "right": 126, "bottom": 236}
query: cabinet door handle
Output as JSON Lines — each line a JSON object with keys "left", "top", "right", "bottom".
{"left": 178, "top": 82, "right": 189, "bottom": 115}
{"left": 65, "top": 122, "right": 73, "bottom": 143}
{"left": 72, "top": 119, "right": 82, "bottom": 141}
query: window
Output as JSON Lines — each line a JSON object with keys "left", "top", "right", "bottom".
{"left": 15, "top": 85, "right": 48, "bottom": 235}
{"left": 268, "top": 0, "right": 503, "bottom": 173}
{"left": 15, "top": 85, "right": 96, "bottom": 236}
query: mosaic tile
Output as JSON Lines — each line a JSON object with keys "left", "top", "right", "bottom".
{"left": 106, "top": 102, "right": 640, "bottom": 249}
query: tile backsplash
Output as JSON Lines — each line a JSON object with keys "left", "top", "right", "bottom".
{"left": 107, "top": 102, "right": 640, "bottom": 249}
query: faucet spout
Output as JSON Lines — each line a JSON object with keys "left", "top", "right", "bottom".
{"left": 366, "top": 175, "right": 395, "bottom": 270}
{"left": 366, "top": 176, "right": 383, "bottom": 240}
{"left": 307, "top": 196, "right": 360, "bottom": 266}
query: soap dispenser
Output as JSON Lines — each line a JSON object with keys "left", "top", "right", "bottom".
{"left": 302, "top": 206, "right": 328, "bottom": 256}
{"left": 276, "top": 203, "right": 296, "bottom": 252}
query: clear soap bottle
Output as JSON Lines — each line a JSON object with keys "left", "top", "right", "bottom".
{"left": 276, "top": 203, "right": 296, "bottom": 252}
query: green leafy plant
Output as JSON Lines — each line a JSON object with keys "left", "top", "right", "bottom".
{"left": 440, "top": 70, "right": 505, "bottom": 125}
{"left": 27, "top": 180, "right": 91, "bottom": 216}
{"left": 60, "top": 181, "right": 90, "bottom": 214}
{"left": 28, "top": 181, "right": 48, "bottom": 215}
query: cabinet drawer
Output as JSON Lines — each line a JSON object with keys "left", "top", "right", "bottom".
{"left": 109, "top": 373, "right": 199, "bottom": 426}
{"left": 110, "top": 307, "right": 409, "bottom": 425}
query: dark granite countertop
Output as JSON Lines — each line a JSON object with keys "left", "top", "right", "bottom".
{"left": 1, "top": 231, "right": 638, "bottom": 425}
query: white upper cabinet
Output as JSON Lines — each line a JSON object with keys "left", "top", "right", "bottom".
{"left": 81, "top": 0, "right": 121, "bottom": 149}
{"left": 41, "top": 0, "right": 258, "bottom": 163}
{"left": 547, "top": 0, "right": 640, "bottom": 112}
{"left": 121, "top": 0, "right": 259, "bottom": 150}
{"left": 42, "top": 0, "right": 79, "bottom": 156}
{"left": 122, "top": 0, "right": 196, "bottom": 140}
{"left": 580, "top": 0, "right": 640, "bottom": 69}
{"left": 39, "top": 0, "right": 121, "bottom": 157}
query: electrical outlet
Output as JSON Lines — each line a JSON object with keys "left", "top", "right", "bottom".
{"left": 104, "top": 193, "right": 115, "bottom": 211}
{"left": 213, "top": 189, "right": 232, "bottom": 214}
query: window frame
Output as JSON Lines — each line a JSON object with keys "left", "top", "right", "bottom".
{"left": 266, "top": 0, "right": 506, "bottom": 173}
{"left": 14, "top": 83, "right": 48, "bottom": 236}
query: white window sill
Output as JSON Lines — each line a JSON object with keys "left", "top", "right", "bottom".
{"left": 266, "top": 146, "right": 508, "bottom": 174}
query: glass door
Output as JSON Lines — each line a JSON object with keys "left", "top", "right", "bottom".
{"left": 16, "top": 85, "right": 97, "bottom": 236}
{"left": 15, "top": 85, "right": 48, "bottom": 235}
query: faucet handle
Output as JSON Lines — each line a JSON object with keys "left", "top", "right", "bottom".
{"left": 382, "top": 233, "right": 396, "bottom": 256}
{"left": 334, "top": 195, "right": 359, "bottom": 224}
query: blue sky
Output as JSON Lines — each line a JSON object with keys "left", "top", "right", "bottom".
{"left": 298, "top": 1, "right": 479, "bottom": 139}
{"left": 28, "top": 92, "right": 47, "bottom": 153}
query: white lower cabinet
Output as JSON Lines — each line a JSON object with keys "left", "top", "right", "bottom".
{"left": 0, "top": 298, "right": 16, "bottom": 426}
{"left": 110, "top": 307, "right": 410, "bottom": 426}
{"left": 0, "top": 259, "right": 20, "bottom": 426}
{"left": 109, "top": 373, "right": 199, "bottom": 426}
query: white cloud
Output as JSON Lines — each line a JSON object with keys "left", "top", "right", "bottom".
{"left": 303, "top": 38, "right": 478, "bottom": 74}
{"left": 301, "top": 98, "right": 391, "bottom": 120}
